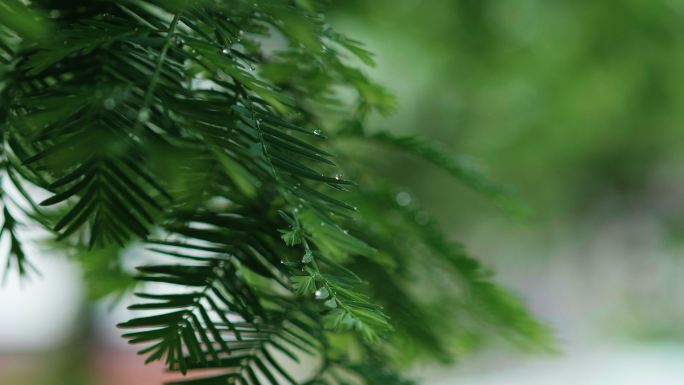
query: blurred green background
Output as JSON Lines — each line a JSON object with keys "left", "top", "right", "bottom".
{"left": 332, "top": 0, "right": 684, "bottom": 221}
{"left": 327, "top": 0, "right": 684, "bottom": 344}
{"left": 3, "top": 1, "right": 684, "bottom": 384}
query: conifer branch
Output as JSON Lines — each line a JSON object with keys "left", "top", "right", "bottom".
{"left": 0, "top": 2, "right": 550, "bottom": 384}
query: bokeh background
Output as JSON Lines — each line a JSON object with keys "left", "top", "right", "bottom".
{"left": 3, "top": 1, "right": 684, "bottom": 383}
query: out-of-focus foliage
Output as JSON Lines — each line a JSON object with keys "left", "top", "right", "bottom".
{"left": 330, "top": 0, "right": 684, "bottom": 341}
{"left": 0, "top": 1, "right": 549, "bottom": 384}
{"left": 333, "top": 0, "right": 684, "bottom": 222}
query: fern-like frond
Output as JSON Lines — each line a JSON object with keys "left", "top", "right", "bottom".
{"left": 120, "top": 219, "right": 324, "bottom": 384}
{"left": 0, "top": 1, "right": 550, "bottom": 384}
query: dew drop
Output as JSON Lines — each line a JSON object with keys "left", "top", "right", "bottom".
{"left": 395, "top": 191, "right": 412, "bottom": 207}
{"left": 415, "top": 211, "right": 429, "bottom": 225}
{"left": 324, "top": 299, "right": 337, "bottom": 308}
{"left": 221, "top": 47, "right": 230, "bottom": 54}
{"left": 175, "top": 37, "right": 185, "bottom": 48}
{"left": 314, "top": 287, "right": 329, "bottom": 300}
{"left": 103, "top": 98, "right": 116, "bottom": 110}
{"left": 301, "top": 251, "right": 313, "bottom": 264}
{"left": 137, "top": 108, "right": 150, "bottom": 123}
{"left": 334, "top": 174, "right": 342, "bottom": 181}
{"left": 313, "top": 129, "right": 322, "bottom": 136}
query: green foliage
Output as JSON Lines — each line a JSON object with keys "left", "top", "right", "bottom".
{"left": 0, "top": 1, "right": 549, "bottom": 384}
{"left": 334, "top": 0, "right": 684, "bottom": 221}
{"left": 336, "top": 123, "right": 529, "bottom": 218}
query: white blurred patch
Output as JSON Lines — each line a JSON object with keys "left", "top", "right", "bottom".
{"left": 0, "top": 249, "right": 83, "bottom": 350}
{"left": 422, "top": 345, "right": 684, "bottom": 385}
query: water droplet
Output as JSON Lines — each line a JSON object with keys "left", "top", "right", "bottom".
{"left": 334, "top": 174, "right": 342, "bottom": 181}
{"left": 395, "top": 191, "right": 412, "bottom": 207}
{"left": 313, "top": 129, "right": 322, "bottom": 136}
{"left": 137, "top": 108, "right": 150, "bottom": 123}
{"left": 175, "top": 37, "right": 185, "bottom": 48}
{"left": 301, "top": 251, "right": 313, "bottom": 264}
{"left": 415, "top": 211, "right": 429, "bottom": 225}
{"left": 103, "top": 98, "right": 116, "bottom": 110}
{"left": 324, "top": 299, "right": 337, "bottom": 308}
{"left": 221, "top": 47, "right": 230, "bottom": 54}
{"left": 314, "top": 287, "right": 329, "bottom": 300}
